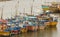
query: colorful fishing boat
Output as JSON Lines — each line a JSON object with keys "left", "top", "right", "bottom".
{"left": 38, "top": 19, "right": 46, "bottom": 30}
{"left": 0, "top": 20, "right": 11, "bottom": 36}
{"left": 45, "top": 10, "right": 58, "bottom": 27}
{"left": 8, "top": 23, "right": 20, "bottom": 35}
{"left": 25, "top": 16, "right": 38, "bottom": 31}
{"left": 20, "top": 27, "right": 28, "bottom": 33}
{"left": 50, "top": 15, "right": 58, "bottom": 27}
{"left": 19, "top": 21, "right": 28, "bottom": 33}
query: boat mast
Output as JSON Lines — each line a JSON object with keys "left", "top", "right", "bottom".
{"left": 31, "top": 5, "right": 33, "bottom": 15}
{"left": 31, "top": 0, "right": 34, "bottom": 15}
{"left": 15, "top": 0, "right": 19, "bottom": 17}
{"left": 1, "top": 6, "right": 4, "bottom": 19}
{"left": 11, "top": 7, "right": 12, "bottom": 18}
{"left": 24, "top": 8, "right": 25, "bottom": 16}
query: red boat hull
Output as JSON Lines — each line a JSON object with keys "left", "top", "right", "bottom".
{"left": 11, "top": 30, "right": 19, "bottom": 34}
{"left": 27, "top": 26, "right": 38, "bottom": 31}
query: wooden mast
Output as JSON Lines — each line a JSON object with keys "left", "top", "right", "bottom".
{"left": 31, "top": 5, "right": 33, "bottom": 15}
{"left": 11, "top": 7, "right": 12, "bottom": 18}
{"left": 1, "top": 6, "right": 4, "bottom": 19}
{"left": 15, "top": 0, "right": 19, "bottom": 17}
{"left": 24, "top": 8, "right": 25, "bottom": 16}
{"left": 31, "top": 0, "right": 34, "bottom": 15}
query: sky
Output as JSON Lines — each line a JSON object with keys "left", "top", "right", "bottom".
{"left": 0, "top": 0, "right": 59, "bottom": 19}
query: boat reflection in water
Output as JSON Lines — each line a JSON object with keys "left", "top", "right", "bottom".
{"left": 10, "top": 27, "right": 57, "bottom": 37}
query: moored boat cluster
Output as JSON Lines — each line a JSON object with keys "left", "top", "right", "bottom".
{"left": 0, "top": 11, "right": 58, "bottom": 36}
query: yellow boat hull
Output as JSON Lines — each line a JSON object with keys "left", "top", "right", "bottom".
{"left": 51, "top": 22, "right": 57, "bottom": 26}
{"left": 20, "top": 28, "right": 28, "bottom": 33}
{"left": 45, "top": 22, "right": 57, "bottom": 27}
{"left": 50, "top": 22, "right": 57, "bottom": 27}
{"left": 0, "top": 31, "right": 10, "bottom": 36}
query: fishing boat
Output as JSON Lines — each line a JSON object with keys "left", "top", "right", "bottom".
{"left": 25, "top": 16, "right": 38, "bottom": 31}
{"left": 9, "top": 18, "right": 21, "bottom": 34}
{"left": 6, "top": 0, "right": 22, "bottom": 34}
{"left": 0, "top": 6, "right": 11, "bottom": 36}
{"left": 8, "top": 23, "right": 20, "bottom": 35}
{"left": 20, "top": 26, "right": 28, "bottom": 33}
{"left": 37, "top": 14, "right": 45, "bottom": 30}
{"left": 19, "top": 20, "right": 28, "bottom": 33}
{"left": 0, "top": 20, "right": 11, "bottom": 36}
{"left": 45, "top": 10, "right": 58, "bottom": 27}
{"left": 38, "top": 19, "right": 46, "bottom": 30}
{"left": 49, "top": 14, "right": 58, "bottom": 27}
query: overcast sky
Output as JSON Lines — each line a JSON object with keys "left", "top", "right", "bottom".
{"left": 0, "top": 0, "right": 59, "bottom": 19}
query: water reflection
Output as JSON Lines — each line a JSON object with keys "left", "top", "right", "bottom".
{"left": 11, "top": 27, "right": 57, "bottom": 37}
{"left": 37, "top": 27, "right": 57, "bottom": 37}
